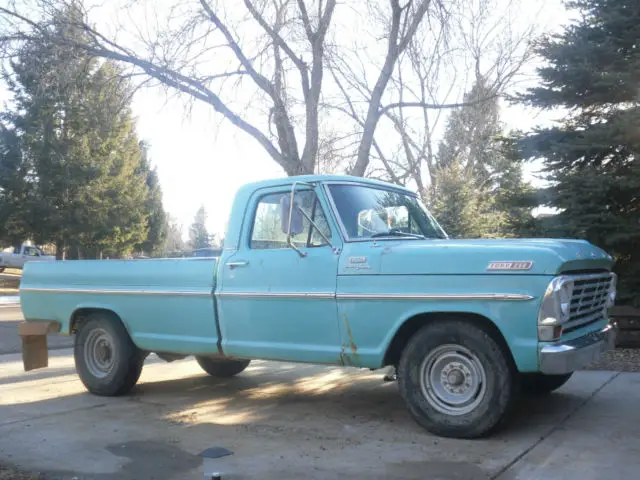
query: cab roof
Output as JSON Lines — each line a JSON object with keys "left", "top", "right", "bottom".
{"left": 237, "top": 174, "right": 413, "bottom": 195}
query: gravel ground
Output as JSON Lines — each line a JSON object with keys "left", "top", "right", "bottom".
{"left": 583, "top": 348, "right": 640, "bottom": 372}
{"left": 0, "top": 464, "right": 40, "bottom": 480}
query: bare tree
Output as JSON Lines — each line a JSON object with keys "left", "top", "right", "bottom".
{"left": 0, "top": 0, "right": 450, "bottom": 177}
{"left": 328, "top": 0, "right": 538, "bottom": 189}
{"left": 0, "top": 0, "right": 338, "bottom": 175}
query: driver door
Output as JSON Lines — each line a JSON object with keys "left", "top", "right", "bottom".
{"left": 217, "top": 186, "right": 343, "bottom": 364}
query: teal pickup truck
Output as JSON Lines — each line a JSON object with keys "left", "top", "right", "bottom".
{"left": 18, "top": 175, "right": 617, "bottom": 438}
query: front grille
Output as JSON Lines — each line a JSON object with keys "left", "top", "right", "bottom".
{"left": 564, "top": 272, "right": 613, "bottom": 332}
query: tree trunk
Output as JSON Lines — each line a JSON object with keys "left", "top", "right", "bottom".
{"left": 55, "top": 240, "right": 66, "bottom": 260}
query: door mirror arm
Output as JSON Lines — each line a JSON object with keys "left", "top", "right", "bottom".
{"left": 297, "top": 207, "right": 340, "bottom": 255}
{"left": 282, "top": 181, "right": 339, "bottom": 257}
{"left": 284, "top": 181, "right": 312, "bottom": 258}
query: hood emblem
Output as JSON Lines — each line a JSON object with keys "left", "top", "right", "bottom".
{"left": 487, "top": 261, "right": 533, "bottom": 271}
{"left": 346, "top": 256, "right": 371, "bottom": 270}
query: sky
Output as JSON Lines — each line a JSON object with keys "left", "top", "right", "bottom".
{"left": 2, "top": 0, "right": 576, "bottom": 239}
{"left": 127, "top": 0, "right": 575, "bottom": 238}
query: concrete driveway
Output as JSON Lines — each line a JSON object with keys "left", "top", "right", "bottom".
{"left": 1, "top": 307, "right": 638, "bottom": 480}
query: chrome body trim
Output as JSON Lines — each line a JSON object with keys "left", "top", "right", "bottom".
{"left": 216, "top": 291, "right": 335, "bottom": 299}
{"left": 216, "top": 291, "right": 533, "bottom": 301}
{"left": 20, "top": 287, "right": 212, "bottom": 297}
{"left": 336, "top": 293, "right": 534, "bottom": 301}
{"left": 539, "top": 324, "right": 616, "bottom": 375}
{"left": 22, "top": 287, "right": 533, "bottom": 302}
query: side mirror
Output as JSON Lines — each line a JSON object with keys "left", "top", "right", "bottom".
{"left": 280, "top": 195, "right": 304, "bottom": 235}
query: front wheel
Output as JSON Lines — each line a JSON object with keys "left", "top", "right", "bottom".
{"left": 74, "top": 314, "right": 145, "bottom": 396}
{"left": 398, "top": 320, "right": 516, "bottom": 439}
{"left": 520, "top": 372, "right": 573, "bottom": 395}
{"left": 196, "top": 356, "right": 250, "bottom": 377}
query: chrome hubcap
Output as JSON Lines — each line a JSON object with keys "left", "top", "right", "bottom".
{"left": 84, "top": 328, "right": 115, "bottom": 378}
{"left": 420, "top": 344, "right": 487, "bottom": 416}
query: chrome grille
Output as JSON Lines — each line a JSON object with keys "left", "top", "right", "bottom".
{"left": 564, "top": 273, "right": 613, "bottom": 331}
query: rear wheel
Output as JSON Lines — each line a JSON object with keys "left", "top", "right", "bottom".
{"left": 0, "top": 267, "right": 5, "bottom": 273}
{"left": 196, "top": 356, "right": 250, "bottom": 377}
{"left": 397, "top": 320, "right": 516, "bottom": 439}
{"left": 74, "top": 313, "right": 145, "bottom": 396}
{"left": 520, "top": 372, "right": 573, "bottom": 395}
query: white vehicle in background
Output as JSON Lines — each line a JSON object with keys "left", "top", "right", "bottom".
{"left": 0, "top": 244, "right": 55, "bottom": 272}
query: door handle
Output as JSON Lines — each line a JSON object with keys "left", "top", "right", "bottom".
{"left": 226, "top": 261, "right": 249, "bottom": 269}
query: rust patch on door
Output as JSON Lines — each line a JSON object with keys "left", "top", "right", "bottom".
{"left": 344, "top": 314, "right": 358, "bottom": 354}
{"left": 340, "top": 314, "right": 359, "bottom": 366}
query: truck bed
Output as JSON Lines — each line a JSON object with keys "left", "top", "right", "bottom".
{"left": 20, "top": 258, "right": 220, "bottom": 355}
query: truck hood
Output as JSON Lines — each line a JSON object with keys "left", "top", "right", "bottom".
{"left": 374, "top": 238, "right": 613, "bottom": 276}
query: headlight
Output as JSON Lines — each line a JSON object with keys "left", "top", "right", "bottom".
{"left": 538, "top": 276, "right": 574, "bottom": 341}
{"left": 606, "top": 273, "right": 617, "bottom": 308}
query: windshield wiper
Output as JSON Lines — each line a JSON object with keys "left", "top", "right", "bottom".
{"left": 370, "top": 229, "right": 425, "bottom": 239}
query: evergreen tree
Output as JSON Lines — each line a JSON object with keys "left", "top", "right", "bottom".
{"left": 136, "top": 141, "right": 167, "bottom": 255}
{"left": 436, "top": 78, "right": 502, "bottom": 185}
{"left": 189, "top": 206, "right": 211, "bottom": 250}
{"left": 520, "top": 0, "right": 640, "bottom": 305}
{"left": 0, "top": 125, "right": 30, "bottom": 245}
{"left": 1, "top": 6, "right": 156, "bottom": 259}
{"left": 493, "top": 133, "right": 542, "bottom": 237}
{"left": 430, "top": 161, "right": 505, "bottom": 238}
{"left": 430, "top": 79, "right": 536, "bottom": 238}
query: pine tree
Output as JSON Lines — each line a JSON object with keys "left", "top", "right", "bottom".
{"left": 1, "top": 6, "right": 159, "bottom": 259}
{"left": 430, "top": 161, "right": 505, "bottom": 238}
{"left": 493, "top": 133, "right": 542, "bottom": 237}
{"left": 436, "top": 78, "right": 502, "bottom": 185}
{"left": 430, "top": 79, "right": 535, "bottom": 238}
{"left": 189, "top": 206, "right": 211, "bottom": 250}
{"left": 520, "top": 0, "right": 640, "bottom": 305}
{"left": 136, "top": 141, "right": 167, "bottom": 256}
{"left": 0, "top": 125, "right": 30, "bottom": 245}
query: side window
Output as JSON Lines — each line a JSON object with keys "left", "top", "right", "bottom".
{"left": 250, "top": 191, "right": 331, "bottom": 250}
{"left": 24, "top": 247, "right": 38, "bottom": 256}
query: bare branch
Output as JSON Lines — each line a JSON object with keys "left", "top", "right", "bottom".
{"left": 379, "top": 96, "right": 498, "bottom": 116}
{"left": 244, "top": 0, "right": 306, "bottom": 72}
{"left": 350, "top": 0, "right": 434, "bottom": 176}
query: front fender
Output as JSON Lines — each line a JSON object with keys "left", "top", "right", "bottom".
{"left": 336, "top": 274, "right": 549, "bottom": 371}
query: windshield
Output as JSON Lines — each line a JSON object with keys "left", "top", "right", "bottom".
{"left": 328, "top": 184, "right": 447, "bottom": 240}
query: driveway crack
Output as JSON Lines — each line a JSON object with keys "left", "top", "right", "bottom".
{"left": 0, "top": 403, "right": 108, "bottom": 428}
{"left": 491, "top": 371, "right": 621, "bottom": 480}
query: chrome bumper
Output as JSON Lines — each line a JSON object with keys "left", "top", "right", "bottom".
{"left": 539, "top": 324, "right": 616, "bottom": 375}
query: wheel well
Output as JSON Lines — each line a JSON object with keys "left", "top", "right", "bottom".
{"left": 383, "top": 312, "right": 517, "bottom": 371}
{"left": 70, "top": 308, "right": 123, "bottom": 334}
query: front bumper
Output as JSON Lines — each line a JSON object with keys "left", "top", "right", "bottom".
{"left": 539, "top": 324, "right": 616, "bottom": 375}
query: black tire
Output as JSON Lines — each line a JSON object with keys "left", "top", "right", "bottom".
{"left": 74, "top": 313, "right": 145, "bottom": 396}
{"left": 397, "top": 320, "right": 516, "bottom": 439}
{"left": 520, "top": 372, "right": 573, "bottom": 395}
{"left": 0, "top": 267, "right": 5, "bottom": 273}
{"left": 196, "top": 356, "right": 250, "bottom": 377}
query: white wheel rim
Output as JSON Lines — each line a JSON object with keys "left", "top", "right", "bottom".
{"left": 84, "top": 328, "right": 116, "bottom": 378}
{"left": 419, "top": 344, "right": 487, "bottom": 416}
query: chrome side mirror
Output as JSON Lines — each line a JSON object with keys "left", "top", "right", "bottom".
{"left": 280, "top": 195, "right": 304, "bottom": 236}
